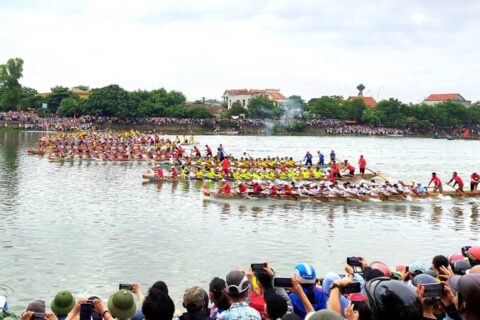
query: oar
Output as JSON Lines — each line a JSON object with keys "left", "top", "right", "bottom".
{"left": 365, "top": 167, "right": 388, "bottom": 181}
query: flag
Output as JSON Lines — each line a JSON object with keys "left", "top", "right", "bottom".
{"left": 462, "top": 128, "right": 470, "bottom": 138}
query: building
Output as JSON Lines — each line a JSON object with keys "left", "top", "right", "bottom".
{"left": 423, "top": 93, "right": 471, "bottom": 106}
{"left": 223, "top": 89, "right": 287, "bottom": 109}
{"left": 347, "top": 96, "right": 377, "bottom": 107}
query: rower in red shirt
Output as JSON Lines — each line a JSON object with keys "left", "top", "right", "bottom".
{"left": 358, "top": 155, "right": 367, "bottom": 176}
{"left": 222, "top": 157, "right": 230, "bottom": 175}
{"left": 269, "top": 183, "right": 278, "bottom": 196}
{"left": 448, "top": 171, "right": 464, "bottom": 192}
{"left": 328, "top": 169, "right": 335, "bottom": 184}
{"left": 470, "top": 172, "right": 480, "bottom": 191}
{"left": 427, "top": 172, "right": 443, "bottom": 193}
{"left": 219, "top": 179, "right": 231, "bottom": 194}
{"left": 171, "top": 166, "right": 178, "bottom": 178}
{"left": 252, "top": 181, "right": 264, "bottom": 195}
{"left": 282, "top": 184, "right": 293, "bottom": 195}
{"left": 156, "top": 168, "right": 164, "bottom": 179}
{"left": 343, "top": 160, "right": 355, "bottom": 176}
{"left": 331, "top": 161, "right": 341, "bottom": 178}
{"left": 237, "top": 181, "right": 248, "bottom": 194}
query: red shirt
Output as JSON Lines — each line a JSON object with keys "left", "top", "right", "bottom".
{"left": 359, "top": 158, "right": 366, "bottom": 169}
{"left": 282, "top": 185, "right": 293, "bottom": 195}
{"left": 329, "top": 171, "right": 335, "bottom": 183}
{"left": 429, "top": 176, "right": 442, "bottom": 187}
{"left": 238, "top": 184, "right": 248, "bottom": 193}
{"left": 269, "top": 185, "right": 278, "bottom": 195}
{"left": 253, "top": 184, "right": 264, "bottom": 194}
{"left": 453, "top": 175, "right": 464, "bottom": 186}
{"left": 332, "top": 163, "right": 340, "bottom": 174}
{"left": 156, "top": 168, "right": 164, "bottom": 178}
{"left": 222, "top": 158, "right": 230, "bottom": 170}
{"left": 471, "top": 173, "right": 480, "bottom": 182}
{"left": 346, "top": 163, "right": 355, "bottom": 171}
{"left": 222, "top": 183, "right": 231, "bottom": 193}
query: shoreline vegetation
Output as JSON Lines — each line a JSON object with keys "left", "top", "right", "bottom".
{"left": 1, "top": 57, "right": 480, "bottom": 138}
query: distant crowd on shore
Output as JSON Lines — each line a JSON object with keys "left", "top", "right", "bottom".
{"left": 2, "top": 247, "right": 480, "bottom": 320}
{"left": 0, "top": 111, "right": 477, "bottom": 137}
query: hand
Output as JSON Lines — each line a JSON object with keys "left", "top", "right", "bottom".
{"left": 290, "top": 276, "right": 303, "bottom": 296}
{"left": 264, "top": 262, "right": 275, "bottom": 278}
{"left": 416, "top": 284, "right": 427, "bottom": 305}
{"left": 439, "top": 266, "right": 454, "bottom": 280}
{"left": 246, "top": 266, "right": 254, "bottom": 282}
{"left": 45, "top": 312, "right": 58, "bottom": 320}
{"left": 344, "top": 302, "right": 358, "bottom": 320}
{"left": 21, "top": 311, "right": 33, "bottom": 320}
{"left": 131, "top": 282, "right": 141, "bottom": 295}
{"left": 92, "top": 299, "right": 107, "bottom": 314}
{"left": 360, "top": 257, "right": 368, "bottom": 270}
{"left": 72, "top": 298, "right": 87, "bottom": 315}
{"left": 440, "top": 283, "right": 455, "bottom": 307}
{"left": 345, "top": 264, "right": 354, "bottom": 275}
{"left": 333, "top": 275, "right": 353, "bottom": 288}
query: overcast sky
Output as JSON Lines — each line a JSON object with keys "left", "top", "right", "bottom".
{"left": 1, "top": 0, "right": 479, "bottom": 103}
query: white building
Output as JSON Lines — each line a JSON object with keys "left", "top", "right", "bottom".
{"left": 223, "top": 89, "right": 287, "bottom": 109}
{"left": 423, "top": 93, "right": 471, "bottom": 106}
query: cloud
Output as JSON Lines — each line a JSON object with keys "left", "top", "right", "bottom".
{"left": 0, "top": 0, "right": 479, "bottom": 103}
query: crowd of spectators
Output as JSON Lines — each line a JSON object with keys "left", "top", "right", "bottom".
{"left": 2, "top": 246, "right": 480, "bottom": 320}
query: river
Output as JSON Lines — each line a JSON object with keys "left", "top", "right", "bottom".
{"left": 0, "top": 131, "right": 479, "bottom": 311}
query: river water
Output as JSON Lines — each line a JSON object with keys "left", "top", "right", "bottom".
{"left": 1, "top": 131, "right": 479, "bottom": 311}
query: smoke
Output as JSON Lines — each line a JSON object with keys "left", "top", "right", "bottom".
{"left": 279, "top": 98, "right": 305, "bottom": 126}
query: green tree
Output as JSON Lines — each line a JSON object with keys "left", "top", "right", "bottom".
{"left": 248, "top": 95, "right": 279, "bottom": 118}
{"left": 0, "top": 57, "right": 24, "bottom": 110}
{"left": 18, "top": 87, "right": 43, "bottom": 110}
{"left": 342, "top": 99, "right": 367, "bottom": 122}
{"left": 361, "top": 108, "right": 381, "bottom": 126}
{"left": 86, "top": 84, "right": 130, "bottom": 117}
{"left": 307, "top": 96, "right": 343, "bottom": 118}
{"left": 46, "top": 86, "right": 73, "bottom": 113}
{"left": 58, "top": 97, "right": 85, "bottom": 117}
{"left": 228, "top": 101, "right": 248, "bottom": 116}
{"left": 375, "top": 98, "right": 407, "bottom": 126}
{"left": 186, "top": 105, "right": 215, "bottom": 118}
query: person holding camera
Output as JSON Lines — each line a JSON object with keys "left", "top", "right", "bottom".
{"left": 21, "top": 300, "right": 58, "bottom": 320}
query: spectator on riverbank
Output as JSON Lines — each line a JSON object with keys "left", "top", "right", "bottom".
{"left": 289, "top": 264, "right": 327, "bottom": 319}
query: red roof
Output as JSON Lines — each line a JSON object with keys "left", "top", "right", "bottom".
{"left": 425, "top": 93, "right": 462, "bottom": 101}
{"left": 348, "top": 96, "right": 377, "bottom": 107}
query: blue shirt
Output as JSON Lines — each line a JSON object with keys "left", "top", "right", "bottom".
{"left": 217, "top": 302, "right": 261, "bottom": 320}
{"left": 289, "top": 287, "right": 327, "bottom": 319}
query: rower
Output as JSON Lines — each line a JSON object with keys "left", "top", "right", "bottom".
{"left": 237, "top": 181, "right": 248, "bottom": 194}
{"left": 205, "top": 145, "right": 212, "bottom": 157}
{"left": 448, "top": 171, "right": 464, "bottom": 193}
{"left": 219, "top": 179, "right": 231, "bottom": 194}
{"left": 156, "top": 167, "right": 164, "bottom": 178}
{"left": 252, "top": 180, "right": 264, "bottom": 195}
{"left": 331, "top": 161, "right": 341, "bottom": 178}
{"left": 416, "top": 182, "right": 426, "bottom": 195}
{"left": 171, "top": 166, "right": 178, "bottom": 178}
{"left": 358, "top": 155, "right": 367, "bottom": 177}
{"left": 343, "top": 160, "right": 355, "bottom": 176}
{"left": 269, "top": 182, "right": 278, "bottom": 196}
{"left": 470, "top": 172, "right": 480, "bottom": 191}
{"left": 427, "top": 172, "right": 443, "bottom": 193}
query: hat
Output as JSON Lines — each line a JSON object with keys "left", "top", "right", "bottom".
{"left": 412, "top": 274, "right": 437, "bottom": 287}
{"left": 51, "top": 291, "right": 75, "bottom": 315}
{"left": 108, "top": 290, "right": 136, "bottom": 320}
{"left": 447, "top": 274, "right": 480, "bottom": 301}
{"left": 226, "top": 270, "right": 249, "bottom": 296}
{"left": 306, "top": 310, "right": 344, "bottom": 320}
{"left": 26, "top": 300, "right": 45, "bottom": 313}
{"left": 452, "top": 260, "right": 472, "bottom": 275}
{"left": 466, "top": 246, "right": 480, "bottom": 261}
{"left": 369, "top": 261, "right": 392, "bottom": 278}
{"left": 294, "top": 263, "right": 317, "bottom": 284}
{"left": 409, "top": 261, "right": 427, "bottom": 274}
{"left": 449, "top": 253, "right": 465, "bottom": 263}
{"left": 183, "top": 287, "right": 205, "bottom": 310}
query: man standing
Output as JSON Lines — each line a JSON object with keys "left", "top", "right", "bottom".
{"left": 304, "top": 151, "right": 313, "bottom": 167}
{"left": 317, "top": 151, "right": 325, "bottom": 166}
{"left": 358, "top": 155, "right": 366, "bottom": 177}
{"left": 471, "top": 172, "right": 480, "bottom": 191}
{"left": 448, "top": 171, "right": 464, "bottom": 193}
{"left": 427, "top": 172, "right": 443, "bottom": 193}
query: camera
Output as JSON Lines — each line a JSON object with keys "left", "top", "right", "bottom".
{"left": 273, "top": 277, "right": 293, "bottom": 288}
{"left": 32, "top": 313, "right": 46, "bottom": 320}
{"left": 423, "top": 283, "right": 443, "bottom": 299}
{"left": 80, "top": 303, "right": 92, "bottom": 320}
{"left": 340, "top": 282, "right": 361, "bottom": 294}
{"left": 347, "top": 257, "right": 362, "bottom": 267}
{"left": 119, "top": 283, "right": 133, "bottom": 290}
{"left": 251, "top": 263, "right": 267, "bottom": 272}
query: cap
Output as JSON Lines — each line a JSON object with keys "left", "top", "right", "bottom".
{"left": 26, "top": 300, "right": 45, "bottom": 313}
{"left": 51, "top": 291, "right": 75, "bottom": 315}
{"left": 294, "top": 263, "right": 317, "bottom": 284}
{"left": 107, "top": 290, "right": 136, "bottom": 320}
{"left": 409, "top": 261, "right": 427, "bottom": 274}
{"left": 447, "top": 274, "right": 480, "bottom": 303}
{"left": 412, "top": 274, "right": 437, "bottom": 287}
{"left": 369, "top": 261, "right": 392, "bottom": 278}
{"left": 306, "top": 310, "right": 344, "bottom": 320}
{"left": 225, "top": 270, "right": 249, "bottom": 296}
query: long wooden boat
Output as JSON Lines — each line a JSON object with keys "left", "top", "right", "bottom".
{"left": 202, "top": 190, "right": 480, "bottom": 202}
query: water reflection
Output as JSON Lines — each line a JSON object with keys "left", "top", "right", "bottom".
{"left": 0, "top": 131, "right": 21, "bottom": 213}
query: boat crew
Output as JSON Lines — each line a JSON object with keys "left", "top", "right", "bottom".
{"left": 304, "top": 151, "right": 313, "bottom": 167}
{"left": 317, "top": 151, "right": 325, "bottom": 166}
{"left": 358, "top": 155, "right": 367, "bottom": 176}
{"left": 219, "top": 179, "right": 231, "bottom": 194}
{"left": 343, "top": 160, "right": 355, "bottom": 176}
{"left": 237, "top": 181, "right": 248, "bottom": 194}
{"left": 330, "top": 150, "right": 336, "bottom": 162}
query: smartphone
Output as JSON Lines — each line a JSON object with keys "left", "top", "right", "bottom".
{"left": 423, "top": 283, "right": 443, "bottom": 299}
{"left": 80, "top": 303, "right": 92, "bottom": 320}
{"left": 251, "top": 263, "right": 266, "bottom": 272}
{"left": 119, "top": 283, "right": 133, "bottom": 290}
{"left": 32, "top": 313, "right": 45, "bottom": 320}
{"left": 347, "top": 257, "right": 362, "bottom": 267}
{"left": 273, "top": 277, "right": 293, "bottom": 288}
{"left": 340, "top": 282, "right": 361, "bottom": 294}
{"left": 405, "top": 266, "right": 410, "bottom": 272}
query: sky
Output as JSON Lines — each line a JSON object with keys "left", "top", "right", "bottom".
{"left": 1, "top": 0, "right": 479, "bottom": 103}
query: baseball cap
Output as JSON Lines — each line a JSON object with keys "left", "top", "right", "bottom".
{"left": 412, "top": 274, "right": 437, "bottom": 287}
{"left": 226, "top": 270, "right": 249, "bottom": 296}
{"left": 447, "top": 274, "right": 480, "bottom": 308}
{"left": 409, "top": 261, "right": 427, "bottom": 274}
{"left": 26, "top": 300, "right": 45, "bottom": 313}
